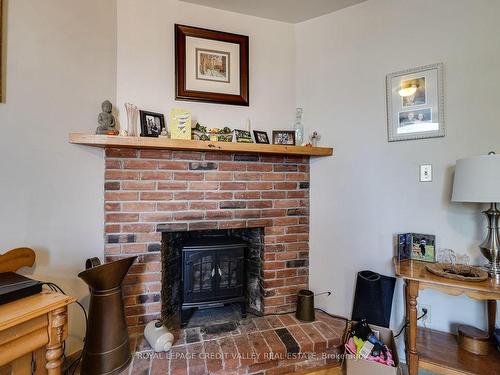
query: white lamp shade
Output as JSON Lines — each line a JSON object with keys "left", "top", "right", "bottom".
{"left": 452, "top": 154, "right": 500, "bottom": 203}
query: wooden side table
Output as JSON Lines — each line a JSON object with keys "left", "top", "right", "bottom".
{"left": 394, "top": 258, "right": 500, "bottom": 375}
{"left": 0, "top": 291, "right": 76, "bottom": 375}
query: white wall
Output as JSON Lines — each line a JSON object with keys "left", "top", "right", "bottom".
{"left": 0, "top": 0, "right": 116, "bottom": 352}
{"left": 116, "top": 0, "right": 296, "bottom": 133}
{"left": 295, "top": 0, "right": 500, "bottom": 359}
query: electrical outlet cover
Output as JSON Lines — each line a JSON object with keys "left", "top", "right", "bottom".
{"left": 420, "top": 164, "right": 432, "bottom": 182}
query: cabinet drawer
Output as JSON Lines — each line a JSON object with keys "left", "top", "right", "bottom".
{"left": 0, "top": 316, "right": 48, "bottom": 366}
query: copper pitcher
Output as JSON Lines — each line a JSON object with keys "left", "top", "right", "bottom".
{"left": 78, "top": 256, "right": 137, "bottom": 375}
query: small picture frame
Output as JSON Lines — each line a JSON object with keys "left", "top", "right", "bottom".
{"left": 398, "top": 233, "right": 436, "bottom": 263}
{"left": 272, "top": 130, "right": 295, "bottom": 145}
{"left": 253, "top": 130, "right": 270, "bottom": 144}
{"left": 140, "top": 111, "right": 165, "bottom": 137}
{"left": 234, "top": 129, "right": 253, "bottom": 143}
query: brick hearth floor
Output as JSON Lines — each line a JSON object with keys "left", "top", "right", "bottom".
{"left": 115, "top": 311, "right": 346, "bottom": 375}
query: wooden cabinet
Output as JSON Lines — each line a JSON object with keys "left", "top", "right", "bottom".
{"left": 0, "top": 292, "right": 75, "bottom": 375}
{"left": 394, "top": 258, "right": 500, "bottom": 375}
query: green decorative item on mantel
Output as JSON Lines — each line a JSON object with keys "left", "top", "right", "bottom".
{"left": 215, "top": 127, "right": 233, "bottom": 142}
{"left": 192, "top": 123, "right": 233, "bottom": 142}
{"left": 192, "top": 123, "right": 209, "bottom": 141}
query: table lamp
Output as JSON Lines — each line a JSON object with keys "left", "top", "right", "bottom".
{"left": 452, "top": 152, "right": 500, "bottom": 278}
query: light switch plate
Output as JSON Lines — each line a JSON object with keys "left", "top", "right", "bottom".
{"left": 420, "top": 164, "right": 432, "bottom": 182}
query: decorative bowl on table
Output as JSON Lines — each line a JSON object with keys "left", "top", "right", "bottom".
{"left": 425, "top": 263, "right": 489, "bottom": 282}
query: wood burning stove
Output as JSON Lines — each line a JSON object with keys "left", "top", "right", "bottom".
{"left": 181, "top": 236, "right": 247, "bottom": 326}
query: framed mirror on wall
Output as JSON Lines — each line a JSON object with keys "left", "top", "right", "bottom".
{"left": 386, "top": 63, "right": 445, "bottom": 142}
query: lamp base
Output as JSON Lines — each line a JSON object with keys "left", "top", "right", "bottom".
{"left": 479, "top": 203, "right": 500, "bottom": 279}
{"left": 483, "top": 263, "right": 500, "bottom": 280}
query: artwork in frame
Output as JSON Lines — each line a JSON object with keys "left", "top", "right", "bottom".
{"left": 398, "top": 233, "right": 436, "bottom": 263}
{"left": 139, "top": 110, "right": 164, "bottom": 137}
{"left": 169, "top": 108, "right": 192, "bottom": 140}
{"left": 401, "top": 77, "right": 426, "bottom": 107}
{"left": 175, "top": 24, "right": 249, "bottom": 106}
{"left": 272, "top": 130, "right": 295, "bottom": 146}
{"left": 253, "top": 130, "right": 270, "bottom": 144}
{"left": 196, "top": 49, "right": 230, "bottom": 83}
{"left": 386, "top": 63, "right": 444, "bottom": 142}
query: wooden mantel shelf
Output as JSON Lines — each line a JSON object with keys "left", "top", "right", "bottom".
{"left": 69, "top": 133, "right": 333, "bottom": 157}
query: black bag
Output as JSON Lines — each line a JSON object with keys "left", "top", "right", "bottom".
{"left": 351, "top": 270, "right": 396, "bottom": 328}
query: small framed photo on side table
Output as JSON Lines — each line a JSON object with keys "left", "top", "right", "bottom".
{"left": 398, "top": 233, "right": 436, "bottom": 263}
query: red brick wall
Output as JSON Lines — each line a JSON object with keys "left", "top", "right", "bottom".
{"left": 104, "top": 148, "right": 310, "bottom": 334}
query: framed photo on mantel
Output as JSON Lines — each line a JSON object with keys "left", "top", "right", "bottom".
{"left": 175, "top": 24, "right": 249, "bottom": 106}
{"left": 386, "top": 63, "right": 444, "bottom": 142}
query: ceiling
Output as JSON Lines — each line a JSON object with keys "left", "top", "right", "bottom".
{"left": 179, "top": 0, "right": 368, "bottom": 23}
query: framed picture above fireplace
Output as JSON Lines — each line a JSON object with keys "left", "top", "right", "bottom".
{"left": 175, "top": 24, "right": 249, "bottom": 106}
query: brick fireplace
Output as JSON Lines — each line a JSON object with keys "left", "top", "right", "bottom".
{"left": 103, "top": 148, "right": 310, "bottom": 335}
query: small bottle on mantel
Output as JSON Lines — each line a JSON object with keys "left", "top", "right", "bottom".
{"left": 246, "top": 117, "right": 251, "bottom": 132}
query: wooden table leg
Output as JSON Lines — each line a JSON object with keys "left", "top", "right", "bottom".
{"left": 404, "top": 280, "right": 410, "bottom": 363}
{"left": 488, "top": 300, "right": 497, "bottom": 338}
{"left": 407, "top": 280, "right": 419, "bottom": 375}
{"left": 45, "top": 307, "right": 68, "bottom": 375}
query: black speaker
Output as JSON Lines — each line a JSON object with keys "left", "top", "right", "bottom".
{"left": 351, "top": 270, "right": 396, "bottom": 328}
